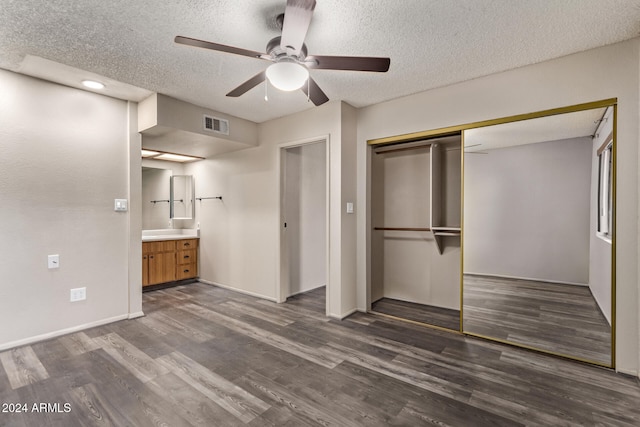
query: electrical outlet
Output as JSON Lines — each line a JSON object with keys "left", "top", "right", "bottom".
{"left": 70, "top": 287, "right": 86, "bottom": 302}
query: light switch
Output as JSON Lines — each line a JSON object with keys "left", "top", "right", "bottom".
{"left": 114, "top": 199, "right": 128, "bottom": 212}
{"left": 48, "top": 254, "right": 59, "bottom": 269}
{"left": 346, "top": 202, "right": 354, "bottom": 214}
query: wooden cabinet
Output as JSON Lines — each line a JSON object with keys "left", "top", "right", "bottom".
{"left": 175, "top": 238, "right": 198, "bottom": 280}
{"left": 142, "top": 238, "right": 198, "bottom": 287}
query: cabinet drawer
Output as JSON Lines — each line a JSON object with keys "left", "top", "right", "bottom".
{"left": 177, "top": 239, "right": 198, "bottom": 250}
{"left": 176, "top": 263, "right": 198, "bottom": 280}
{"left": 178, "top": 249, "right": 197, "bottom": 265}
{"left": 144, "top": 240, "right": 176, "bottom": 253}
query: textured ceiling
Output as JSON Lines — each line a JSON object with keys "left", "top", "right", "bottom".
{"left": 1, "top": 0, "right": 640, "bottom": 123}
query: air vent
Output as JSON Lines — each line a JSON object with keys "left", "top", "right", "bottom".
{"left": 203, "top": 114, "right": 229, "bottom": 135}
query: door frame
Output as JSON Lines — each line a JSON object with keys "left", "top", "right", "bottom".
{"left": 276, "top": 135, "right": 330, "bottom": 315}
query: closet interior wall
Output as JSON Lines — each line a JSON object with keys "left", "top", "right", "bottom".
{"left": 370, "top": 135, "right": 462, "bottom": 312}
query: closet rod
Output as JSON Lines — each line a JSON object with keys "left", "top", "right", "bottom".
{"left": 373, "top": 227, "right": 431, "bottom": 231}
{"left": 374, "top": 144, "right": 431, "bottom": 155}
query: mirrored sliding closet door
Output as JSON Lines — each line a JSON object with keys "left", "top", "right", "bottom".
{"left": 462, "top": 101, "right": 616, "bottom": 367}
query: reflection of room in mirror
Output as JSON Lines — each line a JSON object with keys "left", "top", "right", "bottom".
{"left": 170, "top": 175, "right": 195, "bottom": 220}
{"left": 142, "top": 167, "right": 172, "bottom": 229}
{"left": 462, "top": 105, "right": 613, "bottom": 366}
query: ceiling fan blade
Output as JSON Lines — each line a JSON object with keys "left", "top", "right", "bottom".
{"left": 301, "top": 76, "right": 329, "bottom": 106}
{"left": 305, "top": 55, "right": 390, "bottom": 72}
{"left": 280, "top": 0, "right": 316, "bottom": 55}
{"left": 226, "top": 71, "right": 266, "bottom": 97}
{"left": 175, "top": 36, "right": 266, "bottom": 59}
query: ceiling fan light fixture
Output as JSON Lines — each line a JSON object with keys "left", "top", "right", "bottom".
{"left": 266, "top": 61, "right": 309, "bottom": 91}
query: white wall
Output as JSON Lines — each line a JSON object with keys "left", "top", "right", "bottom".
{"left": 186, "top": 101, "right": 356, "bottom": 318}
{"left": 285, "top": 142, "right": 327, "bottom": 296}
{"left": 464, "top": 137, "right": 592, "bottom": 284}
{"left": 357, "top": 38, "right": 639, "bottom": 374}
{"left": 0, "top": 70, "right": 138, "bottom": 349}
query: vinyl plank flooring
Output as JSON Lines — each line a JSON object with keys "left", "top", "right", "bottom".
{"left": 92, "top": 333, "right": 169, "bottom": 383}
{"left": 463, "top": 274, "right": 612, "bottom": 365}
{"left": 371, "top": 297, "right": 461, "bottom": 330}
{"left": 0, "top": 346, "right": 49, "bottom": 389}
{"left": 0, "top": 282, "right": 638, "bottom": 426}
{"left": 156, "top": 351, "right": 270, "bottom": 423}
{"left": 145, "top": 372, "right": 246, "bottom": 427}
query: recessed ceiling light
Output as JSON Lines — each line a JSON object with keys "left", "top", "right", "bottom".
{"left": 81, "top": 80, "right": 105, "bottom": 90}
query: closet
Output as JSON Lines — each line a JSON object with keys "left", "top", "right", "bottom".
{"left": 370, "top": 133, "right": 462, "bottom": 330}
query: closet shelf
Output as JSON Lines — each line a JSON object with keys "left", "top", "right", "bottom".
{"left": 374, "top": 227, "right": 431, "bottom": 232}
{"left": 432, "top": 226, "right": 461, "bottom": 237}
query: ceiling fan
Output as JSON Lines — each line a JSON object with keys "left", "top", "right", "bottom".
{"left": 175, "top": 0, "right": 390, "bottom": 106}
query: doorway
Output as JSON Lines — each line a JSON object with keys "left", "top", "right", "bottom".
{"left": 278, "top": 138, "right": 329, "bottom": 311}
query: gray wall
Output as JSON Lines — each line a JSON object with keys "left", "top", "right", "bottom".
{"left": 464, "top": 137, "right": 592, "bottom": 284}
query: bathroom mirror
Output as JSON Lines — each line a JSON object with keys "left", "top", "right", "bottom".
{"left": 462, "top": 101, "right": 615, "bottom": 366}
{"left": 170, "top": 175, "right": 195, "bottom": 220}
{"left": 142, "top": 167, "right": 172, "bottom": 229}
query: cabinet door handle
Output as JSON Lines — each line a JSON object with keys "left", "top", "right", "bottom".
{"left": 150, "top": 256, "right": 154, "bottom": 259}
{"left": 183, "top": 269, "right": 190, "bottom": 273}
{"left": 184, "top": 255, "right": 190, "bottom": 259}
{"left": 184, "top": 242, "right": 190, "bottom": 247}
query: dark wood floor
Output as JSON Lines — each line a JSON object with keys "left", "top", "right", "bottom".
{"left": 463, "top": 274, "right": 612, "bottom": 365}
{"left": 371, "top": 297, "right": 460, "bottom": 331}
{"left": 1, "top": 282, "right": 638, "bottom": 426}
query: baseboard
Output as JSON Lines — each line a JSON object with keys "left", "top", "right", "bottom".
{"left": 287, "top": 284, "right": 326, "bottom": 298}
{"left": 198, "top": 279, "right": 278, "bottom": 302}
{"left": 128, "top": 311, "right": 145, "bottom": 320}
{"left": 329, "top": 307, "right": 358, "bottom": 320}
{"left": 616, "top": 367, "right": 639, "bottom": 377}
{"left": 0, "top": 313, "right": 129, "bottom": 352}
{"left": 464, "top": 272, "right": 587, "bottom": 287}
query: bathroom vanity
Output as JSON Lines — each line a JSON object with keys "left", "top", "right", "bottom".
{"left": 142, "top": 230, "right": 199, "bottom": 288}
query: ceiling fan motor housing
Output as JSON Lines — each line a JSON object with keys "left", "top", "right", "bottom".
{"left": 266, "top": 36, "right": 308, "bottom": 62}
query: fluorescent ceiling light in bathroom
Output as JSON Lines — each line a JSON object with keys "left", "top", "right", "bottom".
{"left": 141, "top": 149, "right": 161, "bottom": 157}
{"left": 141, "top": 148, "right": 203, "bottom": 163}
{"left": 155, "top": 153, "right": 201, "bottom": 162}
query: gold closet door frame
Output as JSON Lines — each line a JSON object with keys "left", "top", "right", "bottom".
{"left": 367, "top": 98, "right": 617, "bottom": 369}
